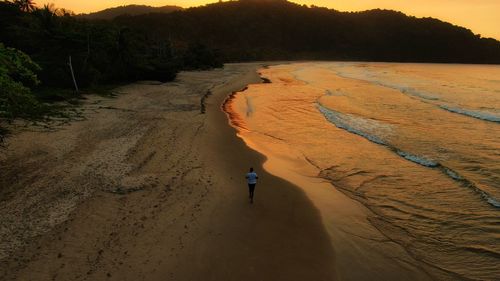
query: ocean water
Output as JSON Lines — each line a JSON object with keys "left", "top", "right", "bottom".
{"left": 226, "top": 62, "right": 500, "bottom": 280}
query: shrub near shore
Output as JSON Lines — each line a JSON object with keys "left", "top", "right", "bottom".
{"left": 0, "top": 43, "right": 42, "bottom": 120}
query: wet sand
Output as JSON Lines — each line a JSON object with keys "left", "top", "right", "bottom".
{"left": 225, "top": 63, "right": 499, "bottom": 280}
{"left": 0, "top": 63, "right": 335, "bottom": 280}
{"left": 224, "top": 66, "right": 440, "bottom": 281}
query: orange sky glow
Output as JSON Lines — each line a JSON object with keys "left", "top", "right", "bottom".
{"left": 41, "top": 0, "right": 500, "bottom": 40}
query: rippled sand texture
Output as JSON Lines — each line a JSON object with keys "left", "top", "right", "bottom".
{"left": 227, "top": 63, "right": 500, "bottom": 280}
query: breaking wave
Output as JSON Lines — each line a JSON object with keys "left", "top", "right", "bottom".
{"left": 396, "top": 151, "right": 438, "bottom": 167}
{"left": 335, "top": 71, "right": 440, "bottom": 101}
{"left": 317, "top": 103, "right": 500, "bottom": 208}
{"left": 399, "top": 87, "right": 439, "bottom": 101}
{"left": 441, "top": 167, "right": 500, "bottom": 208}
{"left": 439, "top": 105, "right": 500, "bottom": 123}
{"left": 325, "top": 89, "right": 346, "bottom": 96}
{"left": 317, "top": 104, "right": 389, "bottom": 145}
{"left": 335, "top": 70, "right": 500, "bottom": 124}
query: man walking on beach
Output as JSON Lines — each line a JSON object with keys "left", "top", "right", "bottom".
{"left": 245, "top": 167, "right": 258, "bottom": 204}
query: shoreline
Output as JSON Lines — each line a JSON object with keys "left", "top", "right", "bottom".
{"left": 1, "top": 62, "right": 467, "bottom": 280}
{"left": 222, "top": 65, "right": 447, "bottom": 280}
{"left": 226, "top": 62, "right": 500, "bottom": 280}
{"left": 1, "top": 63, "right": 336, "bottom": 280}
{"left": 183, "top": 62, "right": 338, "bottom": 280}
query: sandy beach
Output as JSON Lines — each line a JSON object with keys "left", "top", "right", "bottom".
{"left": 0, "top": 63, "right": 336, "bottom": 281}
{"left": 0, "top": 63, "right": 447, "bottom": 281}
{"left": 1, "top": 0, "right": 498, "bottom": 278}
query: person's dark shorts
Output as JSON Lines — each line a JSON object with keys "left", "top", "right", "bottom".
{"left": 248, "top": 183, "right": 256, "bottom": 193}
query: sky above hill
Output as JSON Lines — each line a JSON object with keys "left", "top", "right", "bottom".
{"left": 43, "top": 0, "right": 500, "bottom": 40}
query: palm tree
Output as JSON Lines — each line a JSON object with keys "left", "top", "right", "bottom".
{"left": 13, "top": 0, "right": 36, "bottom": 12}
{"left": 38, "top": 3, "right": 57, "bottom": 29}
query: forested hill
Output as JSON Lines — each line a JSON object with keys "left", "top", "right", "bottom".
{"left": 79, "top": 5, "right": 182, "bottom": 20}
{"left": 114, "top": 0, "right": 500, "bottom": 64}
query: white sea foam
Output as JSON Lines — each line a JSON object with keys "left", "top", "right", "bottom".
{"left": 318, "top": 104, "right": 440, "bottom": 169}
{"left": 325, "top": 89, "right": 345, "bottom": 96}
{"left": 317, "top": 78, "right": 500, "bottom": 209}
{"left": 317, "top": 104, "right": 389, "bottom": 145}
{"left": 396, "top": 151, "right": 439, "bottom": 167}
{"left": 400, "top": 87, "right": 439, "bottom": 101}
{"left": 440, "top": 167, "right": 500, "bottom": 208}
{"left": 335, "top": 71, "right": 440, "bottom": 101}
{"left": 486, "top": 197, "right": 500, "bottom": 208}
{"left": 439, "top": 105, "right": 500, "bottom": 123}
{"left": 370, "top": 82, "right": 440, "bottom": 101}
{"left": 443, "top": 167, "right": 463, "bottom": 180}
{"left": 335, "top": 67, "right": 500, "bottom": 124}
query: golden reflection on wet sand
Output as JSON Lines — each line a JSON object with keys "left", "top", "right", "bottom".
{"left": 224, "top": 62, "right": 500, "bottom": 280}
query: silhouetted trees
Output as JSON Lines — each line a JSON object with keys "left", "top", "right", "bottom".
{"left": 0, "top": 0, "right": 222, "bottom": 90}
{"left": 13, "top": 0, "right": 35, "bottom": 12}
{"left": 114, "top": 0, "right": 500, "bottom": 63}
{"left": 0, "top": 0, "right": 222, "bottom": 137}
{"left": 78, "top": 4, "right": 182, "bottom": 20}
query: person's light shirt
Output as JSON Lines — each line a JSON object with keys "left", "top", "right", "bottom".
{"left": 246, "top": 172, "right": 258, "bottom": 184}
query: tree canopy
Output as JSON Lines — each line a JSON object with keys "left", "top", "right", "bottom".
{"left": 114, "top": 0, "right": 500, "bottom": 63}
{"left": 0, "top": 0, "right": 222, "bottom": 90}
{"left": 0, "top": 0, "right": 222, "bottom": 137}
{"left": 0, "top": 42, "right": 41, "bottom": 119}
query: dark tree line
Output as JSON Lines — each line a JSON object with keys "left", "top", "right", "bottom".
{"left": 0, "top": 1, "right": 222, "bottom": 90}
{"left": 77, "top": 4, "right": 182, "bottom": 20}
{"left": 114, "top": 0, "right": 500, "bottom": 63}
{"left": 0, "top": 0, "right": 222, "bottom": 130}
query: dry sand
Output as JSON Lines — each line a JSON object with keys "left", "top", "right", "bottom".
{"left": 0, "top": 63, "right": 336, "bottom": 281}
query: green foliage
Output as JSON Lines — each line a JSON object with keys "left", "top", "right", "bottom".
{"left": 0, "top": 0, "right": 222, "bottom": 93}
{"left": 0, "top": 125, "right": 7, "bottom": 140}
{"left": 0, "top": 0, "right": 223, "bottom": 140}
{"left": 0, "top": 43, "right": 43, "bottom": 119}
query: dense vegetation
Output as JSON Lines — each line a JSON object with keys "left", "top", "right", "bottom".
{"left": 0, "top": 0, "right": 221, "bottom": 138}
{"left": 78, "top": 4, "right": 182, "bottom": 20}
{"left": 0, "top": 1, "right": 222, "bottom": 89}
{"left": 0, "top": 43, "right": 42, "bottom": 119}
{"left": 115, "top": 0, "right": 500, "bottom": 63}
